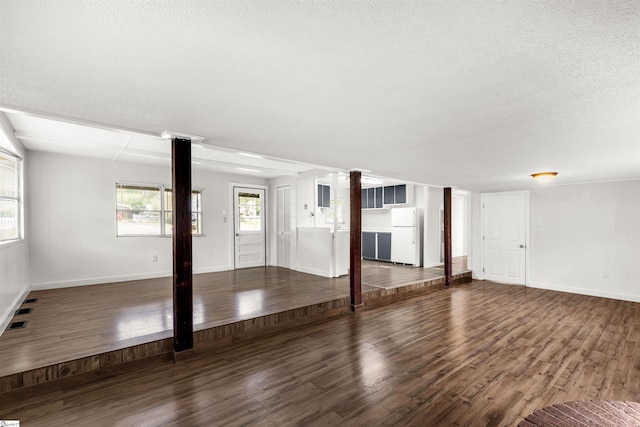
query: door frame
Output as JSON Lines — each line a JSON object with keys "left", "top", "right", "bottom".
{"left": 229, "top": 183, "right": 269, "bottom": 269}
{"left": 480, "top": 190, "right": 530, "bottom": 285}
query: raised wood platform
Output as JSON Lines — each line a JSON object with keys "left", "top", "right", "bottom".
{"left": 2, "top": 278, "right": 638, "bottom": 426}
{"left": 0, "top": 263, "right": 471, "bottom": 395}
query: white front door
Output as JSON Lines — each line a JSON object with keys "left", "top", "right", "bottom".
{"left": 482, "top": 192, "right": 527, "bottom": 285}
{"left": 234, "top": 187, "right": 266, "bottom": 269}
{"left": 276, "top": 185, "right": 291, "bottom": 268}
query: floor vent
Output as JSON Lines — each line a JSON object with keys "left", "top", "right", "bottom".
{"left": 24, "top": 298, "right": 38, "bottom": 304}
{"left": 7, "top": 320, "right": 27, "bottom": 330}
{"left": 15, "top": 308, "right": 33, "bottom": 315}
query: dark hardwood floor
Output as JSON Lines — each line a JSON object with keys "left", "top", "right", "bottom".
{"left": 2, "top": 280, "right": 638, "bottom": 426}
{"left": 0, "top": 261, "right": 461, "bottom": 379}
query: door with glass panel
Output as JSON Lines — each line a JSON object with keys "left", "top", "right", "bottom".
{"left": 233, "top": 187, "right": 266, "bottom": 268}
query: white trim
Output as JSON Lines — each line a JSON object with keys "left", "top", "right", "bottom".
{"left": 296, "top": 265, "right": 331, "bottom": 278}
{"left": 0, "top": 284, "right": 31, "bottom": 335}
{"left": 528, "top": 281, "right": 640, "bottom": 303}
{"left": 30, "top": 265, "right": 231, "bottom": 290}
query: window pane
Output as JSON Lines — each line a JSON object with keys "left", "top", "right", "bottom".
{"left": 116, "top": 184, "right": 162, "bottom": 235}
{"left": 192, "top": 191, "right": 201, "bottom": 212}
{"left": 192, "top": 213, "right": 201, "bottom": 234}
{"left": 0, "top": 155, "right": 17, "bottom": 198}
{"left": 164, "top": 189, "right": 173, "bottom": 210}
{"left": 164, "top": 190, "right": 201, "bottom": 236}
{"left": 0, "top": 199, "right": 19, "bottom": 240}
{"left": 165, "top": 212, "right": 173, "bottom": 235}
{"left": 238, "top": 192, "right": 261, "bottom": 231}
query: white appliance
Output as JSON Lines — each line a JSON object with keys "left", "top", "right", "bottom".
{"left": 391, "top": 207, "right": 421, "bottom": 266}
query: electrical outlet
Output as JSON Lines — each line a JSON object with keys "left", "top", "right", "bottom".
{"left": 152, "top": 255, "right": 158, "bottom": 262}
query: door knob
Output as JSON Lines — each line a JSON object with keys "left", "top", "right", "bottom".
{"left": 519, "top": 244, "right": 525, "bottom": 248}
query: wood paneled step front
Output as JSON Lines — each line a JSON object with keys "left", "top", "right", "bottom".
{"left": 0, "top": 264, "right": 471, "bottom": 395}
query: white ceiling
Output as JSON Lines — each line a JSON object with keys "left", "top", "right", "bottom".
{"left": 1, "top": 1, "right": 638, "bottom": 191}
{"left": 4, "top": 112, "right": 327, "bottom": 179}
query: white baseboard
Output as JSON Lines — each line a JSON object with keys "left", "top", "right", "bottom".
{"left": 0, "top": 284, "right": 31, "bottom": 335}
{"left": 527, "top": 281, "right": 640, "bottom": 303}
{"left": 193, "top": 265, "right": 231, "bottom": 274}
{"left": 31, "top": 265, "right": 232, "bottom": 290}
{"left": 422, "top": 262, "right": 442, "bottom": 269}
{"left": 295, "top": 265, "right": 332, "bottom": 278}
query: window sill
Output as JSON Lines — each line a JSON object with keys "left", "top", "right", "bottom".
{"left": 0, "top": 238, "right": 24, "bottom": 250}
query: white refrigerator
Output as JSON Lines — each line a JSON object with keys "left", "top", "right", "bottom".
{"left": 391, "top": 207, "right": 421, "bottom": 266}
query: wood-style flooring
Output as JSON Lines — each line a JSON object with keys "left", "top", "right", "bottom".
{"left": 1, "top": 280, "right": 638, "bottom": 426}
{"left": 0, "top": 261, "right": 460, "bottom": 378}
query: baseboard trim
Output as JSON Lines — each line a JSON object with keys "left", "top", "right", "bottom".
{"left": 295, "top": 266, "right": 332, "bottom": 278}
{"left": 31, "top": 265, "right": 231, "bottom": 290}
{"left": 0, "top": 285, "right": 31, "bottom": 335}
{"left": 527, "top": 281, "right": 640, "bottom": 303}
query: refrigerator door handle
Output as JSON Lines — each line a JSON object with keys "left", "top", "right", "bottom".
{"left": 413, "top": 228, "right": 415, "bottom": 245}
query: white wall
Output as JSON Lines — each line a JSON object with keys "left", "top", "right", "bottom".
{"left": 28, "top": 151, "right": 267, "bottom": 289}
{"left": 424, "top": 186, "right": 443, "bottom": 267}
{"left": 470, "top": 192, "right": 482, "bottom": 279}
{"left": 0, "top": 114, "right": 30, "bottom": 332}
{"left": 471, "top": 180, "right": 640, "bottom": 302}
{"left": 528, "top": 180, "right": 640, "bottom": 302}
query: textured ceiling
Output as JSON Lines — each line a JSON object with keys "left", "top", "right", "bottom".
{"left": 1, "top": 0, "right": 639, "bottom": 191}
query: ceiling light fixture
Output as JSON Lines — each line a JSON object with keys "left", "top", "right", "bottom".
{"left": 531, "top": 171, "right": 558, "bottom": 183}
{"left": 236, "top": 167, "right": 261, "bottom": 173}
{"left": 238, "top": 152, "right": 263, "bottom": 159}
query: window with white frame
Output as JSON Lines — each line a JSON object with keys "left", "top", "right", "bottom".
{"left": 116, "top": 183, "right": 202, "bottom": 236}
{"left": 0, "top": 153, "right": 21, "bottom": 242}
{"left": 164, "top": 188, "right": 202, "bottom": 235}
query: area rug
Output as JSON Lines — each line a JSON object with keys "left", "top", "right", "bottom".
{"left": 519, "top": 400, "right": 640, "bottom": 426}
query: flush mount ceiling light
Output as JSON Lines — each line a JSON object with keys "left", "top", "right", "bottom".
{"left": 531, "top": 171, "right": 558, "bottom": 183}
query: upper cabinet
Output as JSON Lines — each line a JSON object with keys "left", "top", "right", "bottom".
{"left": 363, "top": 184, "right": 408, "bottom": 209}
{"left": 384, "top": 184, "right": 406, "bottom": 205}
{"left": 361, "top": 187, "right": 383, "bottom": 209}
{"left": 317, "top": 184, "right": 330, "bottom": 208}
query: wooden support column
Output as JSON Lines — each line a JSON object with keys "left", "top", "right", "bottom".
{"left": 349, "top": 170, "right": 362, "bottom": 310}
{"left": 444, "top": 187, "right": 452, "bottom": 286}
{"left": 172, "top": 137, "right": 193, "bottom": 352}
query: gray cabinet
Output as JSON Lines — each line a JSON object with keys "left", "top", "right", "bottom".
{"left": 362, "top": 186, "right": 384, "bottom": 209}
{"left": 362, "top": 232, "right": 392, "bottom": 261}
{"left": 317, "top": 184, "right": 330, "bottom": 208}
{"left": 362, "top": 232, "right": 376, "bottom": 259}
{"left": 383, "top": 184, "right": 407, "bottom": 205}
{"left": 377, "top": 232, "right": 392, "bottom": 261}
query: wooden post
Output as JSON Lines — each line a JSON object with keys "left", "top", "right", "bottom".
{"left": 172, "top": 137, "right": 193, "bottom": 352}
{"left": 444, "top": 187, "right": 452, "bottom": 286}
{"left": 350, "top": 171, "right": 362, "bottom": 310}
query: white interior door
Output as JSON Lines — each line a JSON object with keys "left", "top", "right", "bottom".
{"left": 276, "top": 185, "right": 291, "bottom": 268}
{"left": 234, "top": 187, "right": 266, "bottom": 269}
{"left": 482, "top": 192, "right": 527, "bottom": 284}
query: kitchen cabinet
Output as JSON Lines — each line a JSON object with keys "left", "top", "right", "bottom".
{"left": 383, "top": 184, "right": 407, "bottom": 205}
{"left": 362, "top": 231, "right": 392, "bottom": 261}
{"left": 362, "top": 186, "right": 384, "bottom": 209}
{"left": 317, "top": 184, "right": 330, "bottom": 208}
{"left": 362, "top": 232, "right": 376, "bottom": 259}
{"left": 377, "top": 232, "right": 392, "bottom": 261}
